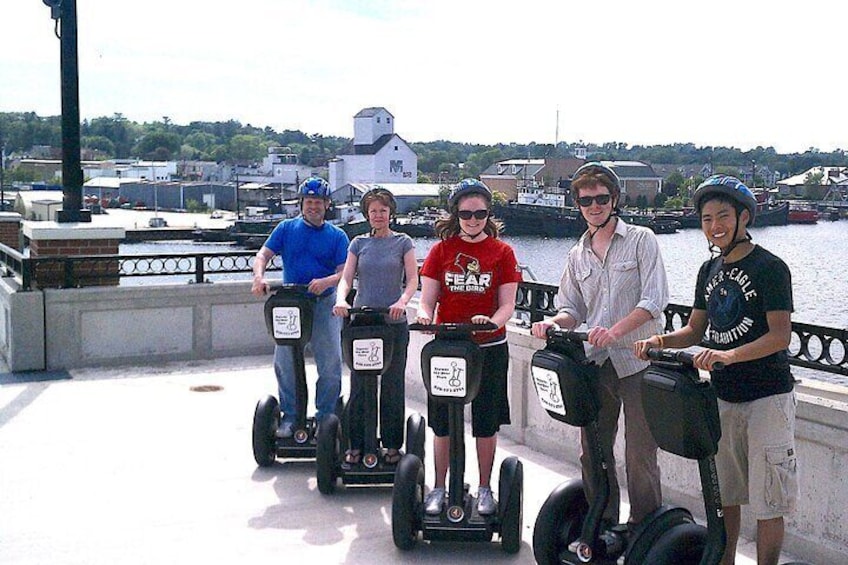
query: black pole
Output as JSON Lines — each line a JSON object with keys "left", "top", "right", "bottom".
{"left": 52, "top": 0, "right": 90, "bottom": 222}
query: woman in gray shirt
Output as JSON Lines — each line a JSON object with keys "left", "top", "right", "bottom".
{"left": 334, "top": 187, "right": 418, "bottom": 466}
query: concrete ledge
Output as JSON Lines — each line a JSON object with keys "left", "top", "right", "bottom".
{"left": 0, "top": 278, "right": 45, "bottom": 371}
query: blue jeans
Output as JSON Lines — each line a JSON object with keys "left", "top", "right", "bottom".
{"left": 274, "top": 292, "right": 342, "bottom": 424}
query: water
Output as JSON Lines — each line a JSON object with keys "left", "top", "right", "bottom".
{"left": 119, "top": 223, "right": 848, "bottom": 387}
{"left": 408, "top": 221, "right": 848, "bottom": 329}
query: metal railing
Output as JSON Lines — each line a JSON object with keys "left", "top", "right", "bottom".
{"left": 517, "top": 281, "right": 848, "bottom": 377}
{"left": 1, "top": 244, "right": 845, "bottom": 377}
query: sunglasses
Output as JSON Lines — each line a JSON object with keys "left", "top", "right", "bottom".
{"left": 457, "top": 209, "right": 489, "bottom": 220}
{"left": 576, "top": 194, "right": 612, "bottom": 207}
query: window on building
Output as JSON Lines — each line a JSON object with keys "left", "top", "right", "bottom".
{"left": 377, "top": 117, "right": 381, "bottom": 123}
{"left": 394, "top": 146, "right": 398, "bottom": 151}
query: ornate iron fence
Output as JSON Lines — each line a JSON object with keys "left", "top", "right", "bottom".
{"left": 1, "top": 246, "right": 845, "bottom": 377}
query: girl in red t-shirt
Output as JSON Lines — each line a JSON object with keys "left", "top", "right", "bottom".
{"left": 416, "top": 179, "right": 522, "bottom": 517}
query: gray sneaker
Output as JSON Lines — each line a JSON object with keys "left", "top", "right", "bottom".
{"left": 275, "top": 420, "right": 294, "bottom": 439}
{"left": 477, "top": 486, "right": 497, "bottom": 515}
{"left": 424, "top": 487, "right": 446, "bottom": 515}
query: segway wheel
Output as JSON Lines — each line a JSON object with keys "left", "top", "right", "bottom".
{"left": 624, "top": 506, "right": 695, "bottom": 564}
{"left": 316, "top": 414, "right": 341, "bottom": 495}
{"left": 498, "top": 456, "right": 523, "bottom": 554}
{"left": 391, "top": 454, "right": 424, "bottom": 550}
{"left": 532, "top": 479, "right": 589, "bottom": 565}
{"left": 639, "top": 522, "right": 707, "bottom": 565}
{"left": 252, "top": 395, "right": 279, "bottom": 467}
{"left": 405, "top": 413, "right": 426, "bottom": 461}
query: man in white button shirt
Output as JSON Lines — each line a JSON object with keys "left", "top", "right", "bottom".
{"left": 531, "top": 162, "right": 669, "bottom": 534}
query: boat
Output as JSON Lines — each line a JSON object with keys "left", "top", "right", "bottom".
{"left": 620, "top": 210, "right": 680, "bottom": 234}
{"left": 192, "top": 202, "right": 369, "bottom": 248}
{"left": 786, "top": 201, "right": 819, "bottom": 224}
{"left": 390, "top": 209, "right": 443, "bottom": 237}
{"left": 492, "top": 202, "right": 587, "bottom": 237}
{"left": 660, "top": 198, "right": 790, "bottom": 229}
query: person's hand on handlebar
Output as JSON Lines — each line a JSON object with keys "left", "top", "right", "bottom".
{"left": 251, "top": 276, "right": 269, "bottom": 297}
{"left": 692, "top": 348, "right": 733, "bottom": 372}
{"left": 415, "top": 308, "right": 432, "bottom": 325}
{"left": 388, "top": 299, "right": 407, "bottom": 321}
{"left": 587, "top": 326, "right": 619, "bottom": 348}
{"left": 333, "top": 300, "right": 350, "bottom": 318}
{"left": 633, "top": 335, "right": 663, "bottom": 360}
{"left": 471, "top": 314, "right": 497, "bottom": 328}
{"left": 531, "top": 321, "right": 556, "bottom": 339}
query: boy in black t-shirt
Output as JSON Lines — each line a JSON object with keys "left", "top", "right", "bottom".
{"left": 635, "top": 175, "right": 798, "bottom": 565}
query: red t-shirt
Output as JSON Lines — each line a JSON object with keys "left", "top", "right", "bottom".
{"left": 420, "top": 236, "right": 523, "bottom": 345}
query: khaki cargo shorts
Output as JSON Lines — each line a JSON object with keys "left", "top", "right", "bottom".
{"left": 716, "top": 392, "right": 799, "bottom": 519}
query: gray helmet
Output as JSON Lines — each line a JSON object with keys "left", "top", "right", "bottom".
{"left": 571, "top": 162, "right": 621, "bottom": 197}
{"left": 693, "top": 175, "right": 757, "bottom": 224}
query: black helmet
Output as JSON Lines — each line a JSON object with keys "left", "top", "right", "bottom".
{"left": 449, "top": 178, "right": 492, "bottom": 208}
{"left": 693, "top": 175, "right": 757, "bottom": 224}
{"left": 571, "top": 162, "right": 621, "bottom": 198}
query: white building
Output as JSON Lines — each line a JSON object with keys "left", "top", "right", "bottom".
{"left": 328, "top": 107, "right": 418, "bottom": 190}
{"left": 331, "top": 182, "right": 440, "bottom": 214}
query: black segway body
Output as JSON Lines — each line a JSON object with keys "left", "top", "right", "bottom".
{"left": 318, "top": 308, "right": 425, "bottom": 493}
{"left": 251, "top": 284, "right": 320, "bottom": 466}
{"left": 392, "top": 322, "right": 522, "bottom": 553}
{"left": 531, "top": 330, "right": 706, "bottom": 565}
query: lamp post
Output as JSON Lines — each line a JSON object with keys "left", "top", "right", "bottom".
{"left": 751, "top": 160, "right": 756, "bottom": 189}
{"left": 42, "top": 0, "right": 91, "bottom": 223}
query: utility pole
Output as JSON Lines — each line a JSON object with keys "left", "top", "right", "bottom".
{"left": 42, "top": 0, "right": 91, "bottom": 222}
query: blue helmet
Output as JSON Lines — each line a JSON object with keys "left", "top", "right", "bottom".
{"left": 298, "top": 177, "right": 331, "bottom": 199}
{"left": 693, "top": 175, "right": 757, "bottom": 224}
{"left": 449, "top": 178, "right": 492, "bottom": 208}
{"left": 571, "top": 162, "right": 621, "bottom": 198}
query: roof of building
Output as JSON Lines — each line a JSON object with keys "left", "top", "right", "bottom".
{"left": 604, "top": 161, "right": 662, "bottom": 179}
{"left": 354, "top": 107, "right": 394, "bottom": 118}
{"left": 777, "top": 166, "right": 848, "bottom": 186}
{"left": 346, "top": 133, "right": 412, "bottom": 156}
{"left": 339, "top": 183, "right": 441, "bottom": 198}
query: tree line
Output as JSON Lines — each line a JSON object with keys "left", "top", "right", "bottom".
{"left": 2, "top": 111, "right": 846, "bottom": 184}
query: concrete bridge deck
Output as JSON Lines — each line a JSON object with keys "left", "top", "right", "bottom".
{"left": 0, "top": 354, "right": 808, "bottom": 564}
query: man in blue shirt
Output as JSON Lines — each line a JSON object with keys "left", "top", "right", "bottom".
{"left": 251, "top": 177, "right": 350, "bottom": 438}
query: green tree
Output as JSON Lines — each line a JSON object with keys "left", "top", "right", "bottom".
{"left": 228, "top": 134, "right": 268, "bottom": 163}
{"left": 132, "top": 131, "right": 182, "bottom": 160}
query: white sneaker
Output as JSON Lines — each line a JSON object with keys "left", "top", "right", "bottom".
{"left": 477, "top": 486, "right": 497, "bottom": 515}
{"left": 424, "top": 487, "right": 446, "bottom": 515}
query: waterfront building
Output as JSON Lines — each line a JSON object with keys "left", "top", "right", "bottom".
{"left": 328, "top": 107, "right": 418, "bottom": 190}
{"left": 331, "top": 182, "right": 440, "bottom": 213}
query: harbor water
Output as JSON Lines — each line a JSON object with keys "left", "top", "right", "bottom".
{"left": 121, "top": 220, "right": 848, "bottom": 387}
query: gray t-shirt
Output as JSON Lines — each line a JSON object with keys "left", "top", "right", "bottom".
{"left": 350, "top": 232, "right": 415, "bottom": 322}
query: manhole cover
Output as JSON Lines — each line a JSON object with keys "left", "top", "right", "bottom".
{"left": 190, "top": 385, "right": 223, "bottom": 392}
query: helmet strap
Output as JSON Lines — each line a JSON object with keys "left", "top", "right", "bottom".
{"left": 460, "top": 227, "right": 486, "bottom": 240}
{"left": 586, "top": 210, "right": 618, "bottom": 239}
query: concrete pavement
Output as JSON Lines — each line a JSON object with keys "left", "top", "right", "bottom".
{"left": 0, "top": 355, "right": 804, "bottom": 564}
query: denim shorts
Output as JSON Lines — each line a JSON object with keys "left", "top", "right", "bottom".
{"left": 716, "top": 392, "right": 799, "bottom": 519}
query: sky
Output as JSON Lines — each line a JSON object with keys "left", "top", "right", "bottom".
{"left": 2, "top": 0, "right": 846, "bottom": 154}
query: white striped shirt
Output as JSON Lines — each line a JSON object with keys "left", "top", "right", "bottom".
{"left": 557, "top": 218, "right": 669, "bottom": 377}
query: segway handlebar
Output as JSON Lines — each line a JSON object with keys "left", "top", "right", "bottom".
{"left": 645, "top": 348, "right": 724, "bottom": 371}
{"left": 409, "top": 321, "right": 499, "bottom": 336}
{"left": 346, "top": 306, "right": 390, "bottom": 315}
{"left": 544, "top": 327, "right": 589, "bottom": 342}
{"left": 266, "top": 282, "right": 313, "bottom": 294}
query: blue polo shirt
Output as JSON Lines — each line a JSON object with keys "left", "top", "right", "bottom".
{"left": 263, "top": 217, "right": 349, "bottom": 296}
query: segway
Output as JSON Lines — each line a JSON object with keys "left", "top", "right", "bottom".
{"left": 252, "top": 283, "right": 338, "bottom": 466}
{"left": 530, "top": 329, "right": 714, "bottom": 564}
{"left": 391, "top": 322, "right": 523, "bottom": 554}
{"left": 316, "top": 307, "right": 426, "bottom": 494}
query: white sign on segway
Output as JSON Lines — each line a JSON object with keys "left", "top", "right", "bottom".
{"left": 272, "top": 306, "right": 301, "bottom": 340}
{"left": 352, "top": 338, "right": 384, "bottom": 371}
{"left": 531, "top": 366, "right": 566, "bottom": 416}
{"left": 430, "top": 356, "right": 467, "bottom": 398}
